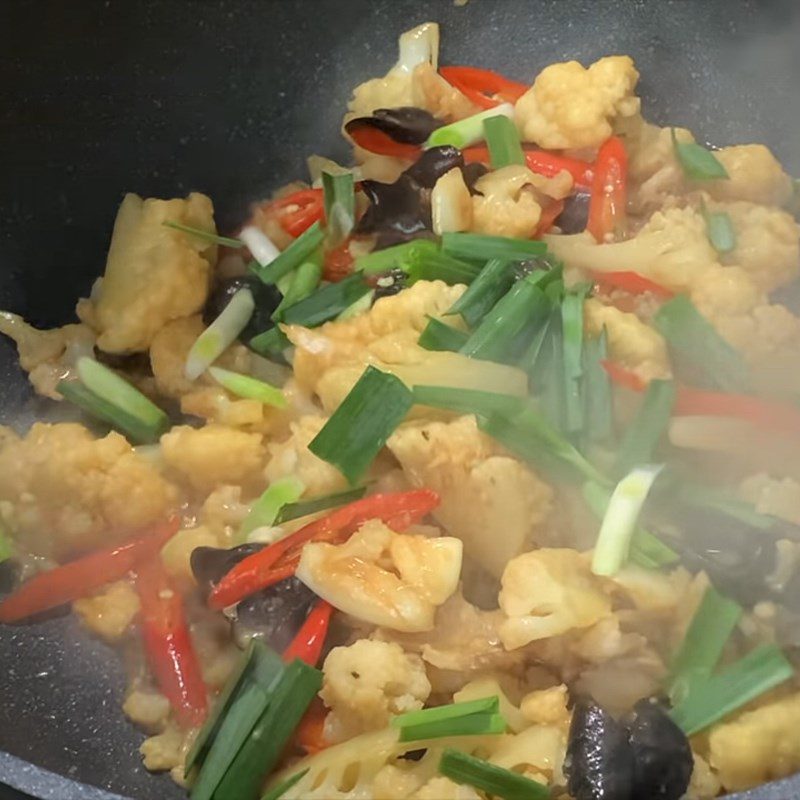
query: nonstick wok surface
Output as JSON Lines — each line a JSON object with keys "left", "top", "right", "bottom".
{"left": 1, "top": 1, "right": 799, "bottom": 798}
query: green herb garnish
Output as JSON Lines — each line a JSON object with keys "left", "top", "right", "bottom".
{"left": 253, "top": 221, "right": 325, "bottom": 285}
{"left": 441, "top": 232, "right": 547, "bottom": 262}
{"left": 321, "top": 170, "right": 355, "bottom": 245}
{"left": 426, "top": 104, "right": 515, "bottom": 150}
{"left": 239, "top": 476, "right": 306, "bottom": 540}
{"left": 209, "top": 366, "right": 287, "bottom": 408}
{"left": 162, "top": 221, "right": 243, "bottom": 248}
{"left": 418, "top": 317, "right": 470, "bottom": 352}
{"left": 281, "top": 272, "right": 371, "bottom": 327}
{"left": 438, "top": 749, "right": 549, "bottom": 800}
{"left": 671, "top": 128, "right": 729, "bottom": 181}
{"left": 447, "top": 258, "right": 515, "bottom": 327}
{"left": 483, "top": 114, "right": 525, "bottom": 169}
{"left": 275, "top": 486, "right": 367, "bottom": 524}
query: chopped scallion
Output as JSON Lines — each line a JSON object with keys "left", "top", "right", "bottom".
{"left": 309, "top": 366, "right": 413, "bottom": 484}
{"left": 75, "top": 357, "right": 170, "bottom": 442}
{"left": 702, "top": 205, "right": 736, "bottom": 254}
{"left": 441, "top": 232, "right": 547, "bottom": 262}
{"left": 654, "top": 295, "right": 748, "bottom": 392}
{"left": 418, "top": 317, "right": 469, "bottom": 352}
{"left": 614, "top": 379, "right": 676, "bottom": 477}
{"left": 355, "top": 240, "right": 436, "bottom": 275}
{"left": 426, "top": 102, "right": 515, "bottom": 149}
{"left": 582, "top": 330, "right": 613, "bottom": 443}
{"left": 670, "top": 643, "right": 793, "bottom": 736}
{"left": 483, "top": 114, "right": 525, "bottom": 169}
{"left": 185, "top": 288, "right": 255, "bottom": 380}
{"left": 239, "top": 476, "right": 306, "bottom": 539}
{"left": 438, "top": 748, "right": 549, "bottom": 800}
{"left": 212, "top": 659, "right": 323, "bottom": 800}
{"left": 272, "top": 255, "right": 323, "bottom": 321}
{"left": 591, "top": 464, "right": 663, "bottom": 577}
{"left": 446, "top": 258, "right": 514, "bottom": 327}
{"left": 405, "top": 246, "right": 482, "bottom": 286}
{"left": 412, "top": 385, "right": 524, "bottom": 418}
{"left": 336, "top": 290, "right": 373, "bottom": 321}
{"left": 668, "top": 587, "right": 742, "bottom": 705}
{"left": 162, "top": 220, "right": 243, "bottom": 249}
{"left": 240, "top": 225, "right": 281, "bottom": 266}
{"left": 248, "top": 326, "right": 291, "bottom": 359}
{"left": 671, "top": 128, "right": 729, "bottom": 181}
{"left": 561, "top": 292, "right": 585, "bottom": 435}
{"left": 398, "top": 713, "right": 506, "bottom": 742}
{"left": 275, "top": 486, "right": 367, "bottom": 525}
{"left": 280, "top": 273, "right": 371, "bottom": 327}
{"left": 394, "top": 696, "right": 499, "bottom": 728}
{"left": 322, "top": 171, "right": 355, "bottom": 245}
{"left": 209, "top": 366, "right": 287, "bottom": 408}
{"left": 252, "top": 222, "right": 325, "bottom": 285}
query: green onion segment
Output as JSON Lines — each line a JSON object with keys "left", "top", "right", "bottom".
{"left": 412, "top": 385, "right": 524, "bottom": 418}
{"left": 670, "top": 643, "right": 793, "bottom": 736}
{"left": 561, "top": 291, "right": 585, "bottom": 435}
{"left": 275, "top": 486, "right": 367, "bottom": 525}
{"left": 72, "top": 357, "right": 169, "bottom": 443}
{"left": 671, "top": 128, "right": 729, "bottom": 181}
{"left": 280, "top": 273, "right": 371, "bottom": 327}
{"left": 438, "top": 749, "right": 549, "bottom": 800}
{"left": 209, "top": 366, "right": 287, "bottom": 408}
{"left": 248, "top": 327, "right": 291, "bottom": 359}
{"left": 582, "top": 330, "right": 613, "bottom": 443}
{"left": 185, "top": 287, "right": 255, "bottom": 380}
{"left": 702, "top": 205, "right": 736, "bottom": 254}
{"left": 240, "top": 226, "right": 281, "bottom": 266}
{"left": 392, "top": 697, "right": 505, "bottom": 742}
{"left": 591, "top": 464, "right": 663, "bottom": 577}
{"left": 253, "top": 222, "right": 325, "bottom": 285}
{"left": 309, "top": 366, "right": 413, "bottom": 484}
{"left": 441, "top": 232, "right": 547, "bottom": 262}
{"left": 355, "top": 240, "right": 432, "bottom": 274}
{"left": 418, "top": 317, "right": 470, "bottom": 352}
{"left": 447, "top": 258, "right": 514, "bottom": 327}
{"left": 322, "top": 171, "right": 355, "bottom": 245}
{"left": 239, "top": 476, "right": 306, "bottom": 539}
{"left": 654, "top": 295, "right": 748, "bottom": 392}
{"left": 162, "top": 220, "right": 243, "bottom": 249}
{"left": 668, "top": 587, "right": 742, "bottom": 705}
{"left": 272, "top": 255, "right": 323, "bottom": 321}
{"left": 426, "top": 103, "right": 515, "bottom": 150}
{"left": 483, "top": 114, "right": 525, "bottom": 169}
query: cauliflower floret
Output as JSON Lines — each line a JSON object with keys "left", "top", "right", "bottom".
{"left": 583, "top": 297, "right": 671, "bottom": 382}
{"left": 708, "top": 199, "right": 799, "bottom": 292}
{"left": 123, "top": 689, "right": 171, "bottom": 732}
{"left": 498, "top": 548, "right": 612, "bottom": 649}
{"left": 320, "top": 639, "right": 431, "bottom": 740}
{"left": 264, "top": 416, "right": 349, "bottom": 497}
{"left": 489, "top": 724, "right": 567, "bottom": 786}
{"left": 296, "top": 518, "right": 462, "bottom": 632}
{"left": 73, "top": 580, "right": 140, "bottom": 642}
{"left": 686, "top": 753, "right": 722, "bottom": 800}
{"left": 515, "top": 55, "right": 640, "bottom": 149}
{"left": 520, "top": 684, "right": 570, "bottom": 728}
{"left": 0, "top": 313, "right": 95, "bottom": 399}
{"left": 471, "top": 165, "right": 544, "bottom": 238}
{"left": 287, "top": 280, "right": 530, "bottom": 411}
{"left": 160, "top": 524, "right": 220, "bottom": 586}
{"left": 455, "top": 677, "right": 529, "bottom": 733}
{"left": 411, "top": 62, "right": 478, "bottom": 122}
{"left": 547, "top": 206, "right": 717, "bottom": 294}
{"left": 77, "top": 192, "right": 216, "bottom": 353}
{"left": 160, "top": 424, "right": 265, "bottom": 494}
{"left": 708, "top": 691, "right": 800, "bottom": 791}
{"left": 0, "top": 423, "right": 175, "bottom": 559}
{"left": 388, "top": 415, "right": 553, "bottom": 577}
{"left": 431, "top": 167, "right": 473, "bottom": 234}
{"left": 702, "top": 144, "right": 794, "bottom": 207}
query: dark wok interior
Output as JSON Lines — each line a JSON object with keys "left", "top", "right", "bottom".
{"left": 1, "top": 1, "right": 799, "bottom": 798}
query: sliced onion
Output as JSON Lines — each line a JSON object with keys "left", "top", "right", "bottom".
{"left": 239, "top": 225, "right": 280, "bottom": 267}
{"left": 184, "top": 288, "right": 255, "bottom": 381}
{"left": 396, "top": 21, "right": 439, "bottom": 73}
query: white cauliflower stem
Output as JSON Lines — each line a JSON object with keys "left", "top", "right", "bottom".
{"left": 296, "top": 519, "right": 462, "bottom": 632}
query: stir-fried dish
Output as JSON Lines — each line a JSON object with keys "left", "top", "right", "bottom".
{"left": 4, "top": 21, "right": 800, "bottom": 800}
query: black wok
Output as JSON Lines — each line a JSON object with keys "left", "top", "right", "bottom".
{"left": 1, "top": 1, "right": 798, "bottom": 798}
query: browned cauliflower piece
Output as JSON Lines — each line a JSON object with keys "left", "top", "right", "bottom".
{"left": 73, "top": 580, "right": 140, "bottom": 642}
{"left": 387, "top": 415, "right": 554, "bottom": 577}
{"left": 515, "top": 55, "right": 640, "bottom": 149}
{"left": 0, "top": 423, "right": 176, "bottom": 559}
{"left": 0, "top": 313, "right": 96, "bottom": 399}
{"left": 708, "top": 691, "right": 800, "bottom": 792}
{"left": 320, "top": 639, "right": 431, "bottom": 741}
{"left": 296, "top": 519, "right": 462, "bottom": 632}
{"left": 702, "top": 144, "right": 794, "bottom": 207}
{"left": 498, "top": 549, "right": 612, "bottom": 649}
{"left": 77, "top": 192, "right": 217, "bottom": 353}
{"left": 160, "top": 424, "right": 265, "bottom": 494}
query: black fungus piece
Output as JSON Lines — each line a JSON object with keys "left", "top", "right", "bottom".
{"left": 346, "top": 107, "right": 442, "bottom": 145}
{"left": 403, "top": 145, "right": 465, "bottom": 189}
{"left": 371, "top": 268, "right": 407, "bottom": 303}
{"left": 190, "top": 543, "right": 264, "bottom": 593}
{"left": 204, "top": 275, "right": 283, "bottom": 344}
{"left": 625, "top": 699, "right": 692, "bottom": 800}
{"left": 556, "top": 191, "right": 591, "bottom": 234}
{"left": 233, "top": 576, "right": 318, "bottom": 652}
{"left": 565, "top": 699, "right": 634, "bottom": 800}
{"left": 461, "top": 162, "right": 488, "bottom": 195}
{"left": 400, "top": 748, "right": 427, "bottom": 762}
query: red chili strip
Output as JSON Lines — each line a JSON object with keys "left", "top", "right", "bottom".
{"left": 439, "top": 66, "right": 528, "bottom": 109}
{"left": 586, "top": 136, "right": 628, "bottom": 242}
{"left": 0, "top": 517, "right": 180, "bottom": 624}
{"left": 282, "top": 600, "right": 332, "bottom": 666}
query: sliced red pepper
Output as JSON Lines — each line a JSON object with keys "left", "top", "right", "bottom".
{"left": 591, "top": 270, "right": 674, "bottom": 299}
{"left": 135, "top": 558, "right": 208, "bottom": 728}
{"left": 0, "top": 517, "right": 180, "bottom": 624}
{"left": 587, "top": 136, "right": 628, "bottom": 242}
{"left": 264, "top": 188, "right": 325, "bottom": 238}
{"left": 347, "top": 125, "right": 422, "bottom": 160}
{"left": 439, "top": 66, "right": 528, "bottom": 109}
{"left": 535, "top": 198, "right": 565, "bottom": 237}
{"left": 323, "top": 239, "right": 356, "bottom": 282}
{"left": 293, "top": 697, "right": 330, "bottom": 755}
{"left": 601, "top": 360, "right": 648, "bottom": 393}
{"left": 283, "top": 600, "right": 332, "bottom": 666}
{"left": 208, "top": 489, "right": 440, "bottom": 610}
{"left": 462, "top": 146, "right": 594, "bottom": 190}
